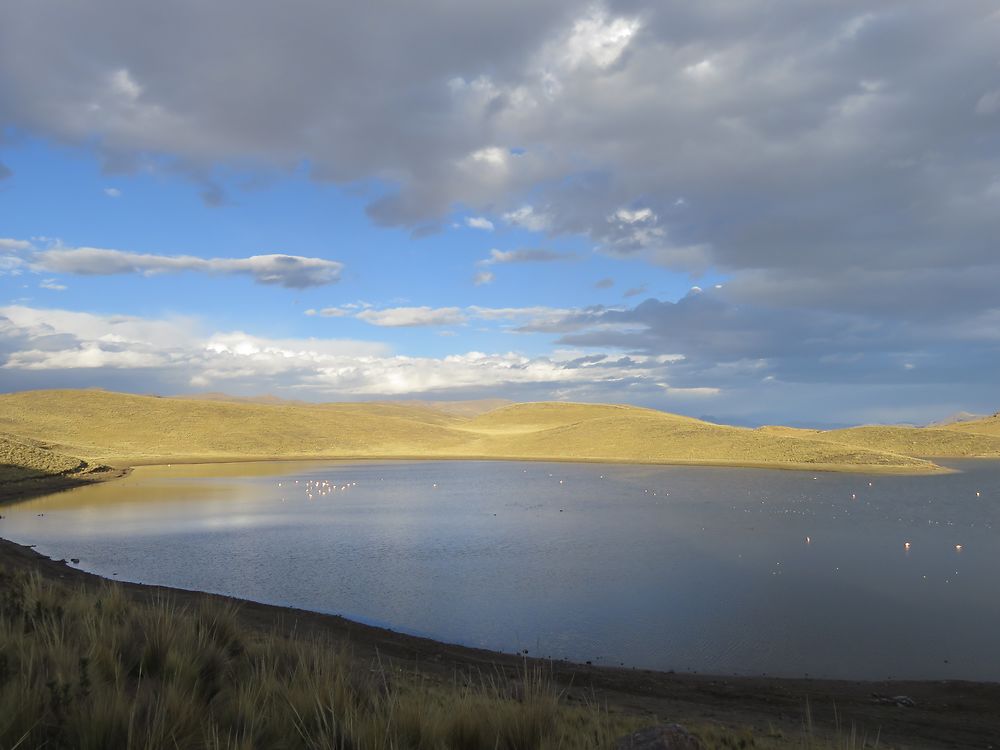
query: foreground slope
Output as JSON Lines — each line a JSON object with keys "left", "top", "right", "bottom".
{"left": 0, "top": 391, "right": 943, "bottom": 473}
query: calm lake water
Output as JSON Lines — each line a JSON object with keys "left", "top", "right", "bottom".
{"left": 2, "top": 459, "right": 998, "bottom": 680}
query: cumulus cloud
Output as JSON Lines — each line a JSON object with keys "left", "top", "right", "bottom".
{"left": 0, "top": 304, "right": 701, "bottom": 402}
{"left": 0, "top": 238, "right": 344, "bottom": 288}
{"left": 356, "top": 306, "right": 468, "bottom": 327}
{"left": 1, "top": 1, "right": 995, "bottom": 290}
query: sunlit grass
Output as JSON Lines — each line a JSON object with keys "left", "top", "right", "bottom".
{"left": 1, "top": 389, "right": 980, "bottom": 473}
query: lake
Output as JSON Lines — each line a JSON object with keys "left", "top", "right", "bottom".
{"left": 2, "top": 459, "right": 998, "bottom": 681}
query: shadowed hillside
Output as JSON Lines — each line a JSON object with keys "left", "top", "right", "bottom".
{"left": 0, "top": 434, "right": 85, "bottom": 482}
{"left": 0, "top": 390, "right": 955, "bottom": 473}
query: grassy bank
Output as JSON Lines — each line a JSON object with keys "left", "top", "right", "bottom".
{"left": 4, "top": 539, "right": 1000, "bottom": 750}
{"left": 0, "top": 567, "right": 642, "bottom": 749}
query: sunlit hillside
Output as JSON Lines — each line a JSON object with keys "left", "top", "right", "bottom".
{"left": 941, "top": 412, "right": 1000, "bottom": 437}
{"left": 796, "top": 425, "right": 1000, "bottom": 459}
{"left": 0, "top": 390, "right": 952, "bottom": 474}
{"left": 0, "top": 390, "right": 469, "bottom": 463}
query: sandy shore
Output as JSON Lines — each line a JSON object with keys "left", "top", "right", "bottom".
{"left": 1, "top": 470, "right": 998, "bottom": 748}
{"left": 107, "top": 452, "right": 953, "bottom": 475}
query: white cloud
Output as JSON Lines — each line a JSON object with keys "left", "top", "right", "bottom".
{"left": 305, "top": 307, "right": 351, "bottom": 317}
{"left": 0, "top": 238, "right": 33, "bottom": 251}
{"left": 503, "top": 205, "right": 550, "bottom": 231}
{"left": 473, "top": 270, "right": 495, "bottom": 286}
{"left": 39, "top": 279, "right": 67, "bottom": 291}
{"left": 465, "top": 216, "right": 495, "bottom": 231}
{"left": 1, "top": 237, "right": 343, "bottom": 289}
{"left": 549, "top": 9, "right": 640, "bottom": 71}
{"left": 468, "top": 146, "right": 508, "bottom": 167}
{"left": 309, "top": 302, "right": 593, "bottom": 333}
{"left": 612, "top": 207, "right": 656, "bottom": 224}
{"left": 356, "top": 306, "right": 467, "bottom": 327}
{"left": 20, "top": 243, "right": 343, "bottom": 288}
{"left": 104, "top": 187, "right": 122, "bottom": 198}
{"left": 0, "top": 304, "right": 691, "bottom": 399}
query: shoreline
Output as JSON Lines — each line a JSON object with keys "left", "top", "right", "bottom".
{"left": 74, "top": 451, "right": 954, "bottom": 475}
{"left": 2, "top": 471, "right": 1000, "bottom": 747}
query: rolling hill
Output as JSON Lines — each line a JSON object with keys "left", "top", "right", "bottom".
{"left": 770, "top": 425, "right": 1000, "bottom": 459}
{"left": 0, "top": 389, "right": 976, "bottom": 476}
{"left": 940, "top": 412, "right": 1000, "bottom": 438}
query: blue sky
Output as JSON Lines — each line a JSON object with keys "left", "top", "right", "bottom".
{"left": 2, "top": 1, "right": 999, "bottom": 425}
{"left": 2, "top": 135, "right": 707, "bottom": 354}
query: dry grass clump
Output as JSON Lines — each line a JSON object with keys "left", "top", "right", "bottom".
{"left": 0, "top": 568, "right": 641, "bottom": 749}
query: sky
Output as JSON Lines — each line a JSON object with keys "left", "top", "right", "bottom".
{"left": 1, "top": 1, "right": 999, "bottom": 426}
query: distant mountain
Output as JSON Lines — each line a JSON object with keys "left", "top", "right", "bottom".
{"left": 927, "top": 411, "right": 988, "bottom": 428}
{"left": 940, "top": 412, "right": 1000, "bottom": 437}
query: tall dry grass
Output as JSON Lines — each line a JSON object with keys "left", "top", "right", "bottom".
{"left": 0, "top": 568, "right": 637, "bottom": 749}
{"left": 0, "top": 567, "right": 894, "bottom": 749}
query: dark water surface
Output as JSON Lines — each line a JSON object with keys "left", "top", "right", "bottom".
{"left": 2, "top": 459, "right": 998, "bottom": 680}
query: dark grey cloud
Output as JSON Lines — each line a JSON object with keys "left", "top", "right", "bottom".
{"left": 551, "top": 287, "right": 1000, "bottom": 393}
{"left": 2, "top": 3, "right": 991, "bottom": 290}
